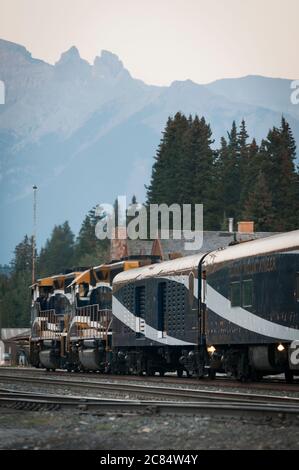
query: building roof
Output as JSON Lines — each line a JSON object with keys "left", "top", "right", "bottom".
{"left": 126, "top": 230, "right": 279, "bottom": 259}
{"left": 114, "top": 229, "right": 299, "bottom": 284}
{"left": 1, "top": 328, "right": 31, "bottom": 341}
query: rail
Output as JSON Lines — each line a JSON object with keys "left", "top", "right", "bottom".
{"left": 31, "top": 304, "right": 66, "bottom": 340}
{"left": 68, "top": 306, "right": 112, "bottom": 343}
{"left": 1, "top": 373, "right": 299, "bottom": 418}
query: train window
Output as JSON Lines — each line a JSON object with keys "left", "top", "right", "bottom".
{"left": 296, "top": 274, "right": 299, "bottom": 301}
{"left": 242, "top": 279, "right": 253, "bottom": 308}
{"left": 230, "top": 281, "right": 241, "bottom": 307}
{"left": 64, "top": 276, "right": 75, "bottom": 294}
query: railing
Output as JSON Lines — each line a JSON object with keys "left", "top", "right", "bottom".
{"left": 68, "top": 306, "right": 112, "bottom": 342}
{"left": 31, "top": 303, "right": 68, "bottom": 340}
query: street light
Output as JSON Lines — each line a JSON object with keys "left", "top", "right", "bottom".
{"left": 32, "top": 185, "right": 37, "bottom": 284}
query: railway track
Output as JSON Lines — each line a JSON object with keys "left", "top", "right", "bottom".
{"left": 1, "top": 387, "right": 299, "bottom": 419}
{"left": 1, "top": 366, "right": 299, "bottom": 392}
{"left": 1, "top": 369, "right": 299, "bottom": 408}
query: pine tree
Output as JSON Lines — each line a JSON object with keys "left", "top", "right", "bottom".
{"left": 238, "top": 119, "right": 249, "bottom": 150}
{"left": 183, "top": 115, "right": 217, "bottom": 228}
{"left": 240, "top": 138, "right": 260, "bottom": 209}
{"left": 11, "top": 235, "right": 34, "bottom": 273}
{"left": 146, "top": 113, "right": 189, "bottom": 205}
{"left": 38, "top": 221, "right": 75, "bottom": 276}
{"left": 146, "top": 113, "right": 216, "bottom": 229}
{"left": 279, "top": 117, "right": 299, "bottom": 229}
{"left": 0, "top": 235, "right": 33, "bottom": 327}
{"left": 243, "top": 171, "right": 274, "bottom": 231}
{"left": 261, "top": 117, "right": 299, "bottom": 230}
{"left": 74, "top": 208, "right": 109, "bottom": 267}
{"left": 127, "top": 195, "right": 139, "bottom": 226}
{"left": 215, "top": 121, "right": 241, "bottom": 224}
{"left": 238, "top": 119, "right": 250, "bottom": 207}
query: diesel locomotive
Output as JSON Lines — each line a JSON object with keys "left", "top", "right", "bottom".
{"left": 29, "top": 256, "right": 159, "bottom": 372}
{"left": 30, "top": 270, "right": 81, "bottom": 370}
{"left": 30, "top": 230, "right": 299, "bottom": 382}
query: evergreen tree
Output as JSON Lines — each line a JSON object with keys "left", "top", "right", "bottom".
{"left": 183, "top": 115, "right": 217, "bottom": 228}
{"left": 147, "top": 113, "right": 216, "bottom": 229}
{"left": 38, "top": 221, "right": 75, "bottom": 276}
{"left": 0, "top": 235, "right": 33, "bottom": 327}
{"left": 238, "top": 119, "right": 250, "bottom": 206}
{"left": 240, "top": 138, "right": 260, "bottom": 209}
{"left": 146, "top": 112, "right": 189, "bottom": 205}
{"left": 238, "top": 119, "right": 249, "bottom": 150}
{"left": 12, "top": 234, "right": 34, "bottom": 273}
{"left": 243, "top": 171, "right": 274, "bottom": 231}
{"left": 261, "top": 117, "right": 299, "bottom": 230}
{"left": 127, "top": 195, "right": 139, "bottom": 226}
{"left": 215, "top": 121, "right": 241, "bottom": 224}
{"left": 74, "top": 208, "right": 109, "bottom": 267}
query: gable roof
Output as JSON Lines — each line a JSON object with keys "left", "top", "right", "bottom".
{"left": 125, "top": 230, "right": 279, "bottom": 260}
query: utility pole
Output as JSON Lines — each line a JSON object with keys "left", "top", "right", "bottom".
{"left": 0, "top": 299, "right": 2, "bottom": 340}
{"left": 32, "top": 185, "right": 37, "bottom": 285}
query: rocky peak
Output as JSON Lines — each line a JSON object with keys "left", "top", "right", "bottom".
{"left": 0, "top": 38, "right": 47, "bottom": 69}
{"left": 55, "top": 46, "right": 91, "bottom": 78}
{"left": 56, "top": 46, "right": 81, "bottom": 65}
{"left": 0, "top": 38, "right": 32, "bottom": 58}
{"left": 93, "top": 50, "right": 129, "bottom": 80}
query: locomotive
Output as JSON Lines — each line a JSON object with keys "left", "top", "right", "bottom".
{"left": 29, "top": 256, "right": 159, "bottom": 372}
{"left": 66, "top": 259, "right": 143, "bottom": 372}
{"left": 30, "top": 230, "right": 299, "bottom": 382}
{"left": 30, "top": 270, "right": 81, "bottom": 370}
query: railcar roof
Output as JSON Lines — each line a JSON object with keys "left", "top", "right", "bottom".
{"left": 113, "top": 229, "right": 299, "bottom": 284}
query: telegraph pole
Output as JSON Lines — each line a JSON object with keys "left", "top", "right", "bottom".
{"left": 32, "top": 185, "right": 37, "bottom": 284}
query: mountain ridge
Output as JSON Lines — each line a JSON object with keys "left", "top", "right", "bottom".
{"left": 0, "top": 38, "right": 298, "bottom": 263}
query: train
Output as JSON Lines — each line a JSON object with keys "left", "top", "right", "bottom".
{"left": 30, "top": 256, "right": 158, "bottom": 372}
{"left": 29, "top": 229, "right": 299, "bottom": 382}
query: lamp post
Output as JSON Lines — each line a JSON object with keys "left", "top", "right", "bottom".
{"left": 0, "top": 299, "right": 2, "bottom": 339}
{"left": 32, "top": 185, "right": 37, "bottom": 285}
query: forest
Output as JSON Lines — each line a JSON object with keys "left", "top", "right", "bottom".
{"left": 0, "top": 114, "right": 298, "bottom": 327}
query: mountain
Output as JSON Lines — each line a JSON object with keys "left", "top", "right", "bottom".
{"left": 0, "top": 38, "right": 298, "bottom": 263}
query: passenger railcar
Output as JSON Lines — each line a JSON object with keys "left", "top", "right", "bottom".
{"left": 112, "top": 230, "right": 299, "bottom": 381}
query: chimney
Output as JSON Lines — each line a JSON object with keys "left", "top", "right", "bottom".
{"left": 110, "top": 226, "right": 128, "bottom": 261}
{"left": 228, "top": 218, "right": 234, "bottom": 233}
{"left": 237, "top": 221, "right": 254, "bottom": 233}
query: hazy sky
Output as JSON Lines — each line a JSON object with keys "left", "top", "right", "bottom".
{"left": 1, "top": 0, "right": 299, "bottom": 85}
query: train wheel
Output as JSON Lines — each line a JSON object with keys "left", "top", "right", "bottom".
{"left": 146, "top": 367, "right": 155, "bottom": 376}
{"left": 208, "top": 369, "right": 216, "bottom": 380}
{"left": 251, "top": 370, "right": 263, "bottom": 382}
{"left": 177, "top": 368, "right": 183, "bottom": 378}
